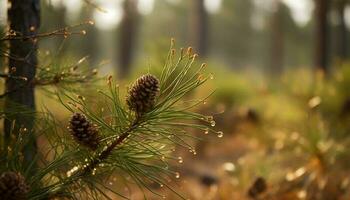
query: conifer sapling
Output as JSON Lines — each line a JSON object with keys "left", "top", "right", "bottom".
{"left": 0, "top": 40, "right": 224, "bottom": 199}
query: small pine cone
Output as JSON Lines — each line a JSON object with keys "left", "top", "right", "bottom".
{"left": 69, "top": 113, "right": 100, "bottom": 150}
{"left": 0, "top": 171, "right": 30, "bottom": 200}
{"left": 126, "top": 74, "right": 160, "bottom": 115}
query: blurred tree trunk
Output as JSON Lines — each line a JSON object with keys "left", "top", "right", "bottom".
{"left": 269, "top": 0, "right": 284, "bottom": 75}
{"left": 314, "top": 0, "right": 330, "bottom": 73}
{"left": 336, "top": 0, "right": 348, "bottom": 61}
{"left": 118, "top": 0, "right": 139, "bottom": 78}
{"left": 4, "top": 0, "right": 40, "bottom": 167}
{"left": 190, "top": 0, "right": 208, "bottom": 57}
{"left": 0, "top": 25, "right": 4, "bottom": 71}
{"left": 81, "top": 7, "right": 99, "bottom": 67}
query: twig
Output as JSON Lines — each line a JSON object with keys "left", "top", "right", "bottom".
{"left": 83, "top": 119, "right": 140, "bottom": 174}
{"left": 0, "top": 21, "right": 93, "bottom": 42}
{"left": 0, "top": 73, "right": 27, "bottom": 80}
{"left": 0, "top": 72, "right": 96, "bottom": 98}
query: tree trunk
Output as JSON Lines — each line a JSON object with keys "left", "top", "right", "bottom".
{"left": 190, "top": 0, "right": 208, "bottom": 57}
{"left": 0, "top": 25, "right": 4, "bottom": 71}
{"left": 118, "top": 0, "right": 139, "bottom": 78}
{"left": 269, "top": 0, "right": 284, "bottom": 75}
{"left": 314, "top": 0, "right": 329, "bottom": 73}
{"left": 4, "top": 0, "right": 40, "bottom": 167}
{"left": 336, "top": 0, "right": 347, "bottom": 61}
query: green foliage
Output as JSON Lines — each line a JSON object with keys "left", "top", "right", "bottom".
{"left": 1, "top": 41, "right": 218, "bottom": 199}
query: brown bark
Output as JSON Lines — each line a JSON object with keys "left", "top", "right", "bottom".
{"left": 190, "top": 0, "right": 208, "bottom": 57}
{"left": 314, "top": 0, "right": 330, "bottom": 73}
{"left": 4, "top": 0, "right": 40, "bottom": 166}
{"left": 118, "top": 0, "right": 139, "bottom": 78}
{"left": 336, "top": 0, "right": 347, "bottom": 60}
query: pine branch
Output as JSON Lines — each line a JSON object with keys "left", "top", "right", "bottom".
{"left": 0, "top": 21, "right": 94, "bottom": 42}
{"left": 1, "top": 39, "right": 220, "bottom": 200}
{"left": 83, "top": 119, "right": 140, "bottom": 175}
{"left": 0, "top": 56, "right": 98, "bottom": 98}
{"left": 53, "top": 41, "right": 219, "bottom": 199}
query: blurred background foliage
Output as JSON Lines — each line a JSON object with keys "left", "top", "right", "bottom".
{"left": 2, "top": 0, "right": 350, "bottom": 199}
{"left": 0, "top": 0, "right": 320, "bottom": 75}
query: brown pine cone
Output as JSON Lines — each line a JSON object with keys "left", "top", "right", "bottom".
{"left": 69, "top": 113, "right": 100, "bottom": 150}
{"left": 0, "top": 171, "right": 30, "bottom": 200}
{"left": 126, "top": 74, "right": 160, "bottom": 115}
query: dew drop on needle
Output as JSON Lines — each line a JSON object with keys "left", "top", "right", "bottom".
{"left": 217, "top": 131, "right": 224, "bottom": 138}
{"left": 175, "top": 172, "right": 180, "bottom": 179}
{"left": 178, "top": 156, "right": 183, "bottom": 164}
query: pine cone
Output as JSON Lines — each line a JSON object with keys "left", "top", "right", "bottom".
{"left": 69, "top": 113, "right": 100, "bottom": 150}
{"left": 0, "top": 171, "right": 30, "bottom": 200}
{"left": 126, "top": 74, "right": 160, "bottom": 115}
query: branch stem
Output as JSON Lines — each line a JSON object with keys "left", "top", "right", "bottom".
{"left": 83, "top": 119, "right": 139, "bottom": 174}
{"left": 46, "top": 119, "right": 140, "bottom": 199}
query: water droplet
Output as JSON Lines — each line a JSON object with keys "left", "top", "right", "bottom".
{"left": 178, "top": 156, "right": 183, "bottom": 164}
{"left": 66, "top": 165, "right": 80, "bottom": 177}
{"left": 92, "top": 168, "right": 97, "bottom": 175}
{"left": 217, "top": 131, "right": 224, "bottom": 138}
{"left": 175, "top": 172, "right": 180, "bottom": 179}
{"left": 160, "top": 184, "right": 164, "bottom": 188}
{"left": 206, "top": 116, "right": 213, "bottom": 121}
{"left": 210, "top": 121, "right": 216, "bottom": 127}
{"left": 204, "top": 128, "right": 209, "bottom": 135}
{"left": 192, "top": 150, "right": 197, "bottom": 155}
